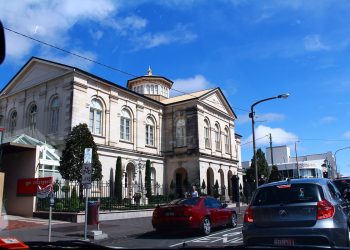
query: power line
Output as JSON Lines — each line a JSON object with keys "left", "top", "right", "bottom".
{"left": 241, "top": 134, "right": 269, "bottom": 146}
{"left": 4, "top": 27, "right": 250, "bottom": 113}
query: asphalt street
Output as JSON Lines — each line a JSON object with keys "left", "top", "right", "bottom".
{"left": 0, "top": 208, "right": 245, "bottom": 249}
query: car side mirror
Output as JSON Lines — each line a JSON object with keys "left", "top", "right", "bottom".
{"left": 222, "top": 203, "right": 228, "bottom": 208}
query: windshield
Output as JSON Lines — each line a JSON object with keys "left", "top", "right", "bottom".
{"left": 252, "top": 184, "right": 323, "bottom": 206}
{"left": 1, "top": 1, "right": 350, "bottom": 249}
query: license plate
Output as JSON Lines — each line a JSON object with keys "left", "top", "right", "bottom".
{"left": 274, "top": 238, "right": 295, "bottom": 246}
{"left": 165, "top": 211, "right": 174, "bottom": 216}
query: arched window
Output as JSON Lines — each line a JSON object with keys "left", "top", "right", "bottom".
{"left": 89, "top": 99, "right": 103, "bottom": 135}
{"left": 224, "top": 127, "right": 230, "bottom": 154}
{"left": 49, "top": 97, "right": 59, "bottom": 133}
{"left": 9, "top": 110, "right": 17, "bottom": 134}
{"left": 120, "top": 109, "right": 132, "bottom": 141}
{"left": 176, "top": 119, "right": 186, "bottom": 147}
{"left": 146, "top": 85, "right": 150, "bottom": 94}
{"left": 150, "top": 85, "right": 154, "bottom": 94}
{"left": 215, "top": 123, "right": 221, "bottom": 151}
{"left": 28, "top": 104, "right": 37, "bottom": 131}
{"left": 145, "top": 117, "right": 155, "bottom": 146}
{"left": 204, "top": 119, "right": 210, "bottom": 148}
{"left": 155, "top": 85, "right": 158, "bottom": 94}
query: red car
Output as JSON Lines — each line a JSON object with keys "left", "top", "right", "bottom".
{"left": 152, "top": 196, "right": 238, "bottom": 235}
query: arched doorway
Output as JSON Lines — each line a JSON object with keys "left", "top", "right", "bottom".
{"left": 174, "top": 168, "right": 188, "bottom": 198}
{"left": 206, "top": 167, "right": 214, "bottom": 195}
{"left": 227, "top": 170, "right": 233, "bottom": 201}
{"left": 125, "top": 162, "right": 135, "bottom": 199}
{"left": 218, "top": 169, "right": 225, "bottom": 196}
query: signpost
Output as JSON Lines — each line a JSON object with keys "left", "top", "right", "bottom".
{"left": 83, "top": 148, "right": 92, "bottom": 240}
{"left": 36, "top": 180, "right": 53, "bottom": 242}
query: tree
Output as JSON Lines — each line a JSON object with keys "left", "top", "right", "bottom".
{"left": 114, "top": 156, "right": 122, "bottom": 202}
{"left": 250, "top": 148, "right": 270, "bottom": 181}
{"left": 268, "top": 165, "right": 282, "bottom": 183}
{"left": 58, "top": 123, "right": 102, "bottom": 198}
{"left": 213, "top": 180, "right": 220, "bottom": 198}
{"left": 145, "top": 160, "right": 152, "bottom": 198}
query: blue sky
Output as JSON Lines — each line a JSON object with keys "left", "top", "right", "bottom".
{"left": 1, "top": 0, "right": 350, "bottom": 175}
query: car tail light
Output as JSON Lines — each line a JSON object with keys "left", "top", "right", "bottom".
{"left": 183, "top": 207, "right": 192, "bottom": 217}
{"left": 244, "top": 206, "right": 254, "bottom": 223}
{"left": 153, "top": 208, "right": 159, "bottom": 217}
{"left": 317, "top": 200, "right": 334, "bottom": 220}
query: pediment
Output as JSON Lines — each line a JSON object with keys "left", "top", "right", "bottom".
{"left": 2, "top": 58, "right": 72, "bottom": 96}
{"left": 200, "top": 89, "right": 236, "bottom": 118}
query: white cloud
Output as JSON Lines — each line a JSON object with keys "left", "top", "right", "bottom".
{"left": 244, "top": 125, "right": 298, "bottom": 146}
{"left": 109, "top": 15, "right": 148, "bottom": 35}
{"left": 236, "top": 113, "right": 285, "bottom": 125}
{"left": 171, "top": 75, "right": 213, "bottom": 97}
{"left": 320, "top": 116, "right": 336, "bottom": 124}
{"left": 132, "top": 24, "right": 197, "bottom": 50}
{"left": 89, "top": 30, "right": 104, "bottom": 41}
{"left": 304, "top": 34, "right": 329, "bottom": 51}
{"left": 1, "top": 0, "right": 115, "bottom": 61}
{"left": 344, "top": 131, "right": 350, "bottom": 139}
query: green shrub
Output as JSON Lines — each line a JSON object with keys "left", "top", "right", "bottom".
{"left": 54, "top": 202, "right": 64, "bottom": 211}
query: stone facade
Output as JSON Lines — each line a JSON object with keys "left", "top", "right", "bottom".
{"left": 0, "top": 57, "right": 242, "bottom": 201}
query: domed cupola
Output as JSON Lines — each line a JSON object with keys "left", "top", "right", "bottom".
{"left": 127, "top": 66, "right": 173, "bottom": 102}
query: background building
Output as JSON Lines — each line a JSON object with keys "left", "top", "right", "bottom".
{"left": 0, "top": 57, "right": 242, "bottom": 216}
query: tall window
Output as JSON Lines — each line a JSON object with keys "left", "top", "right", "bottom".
{"left": 150, "top": 85, "right": 154, "bottom": 94}
{"left": 49, "top": 97, "right": 59, "bottom": 133}
{"left": 89, "top": 99, "right": 103, "bottom": 135}
{"left": 9, "top": 110, "right": 17, "bottom": 134}
{"left": 204, "top": 119, "right": 210, "bottom": 148}
{"left": 28, "top": 104, "right": 37, "bottom": 131}
{"left": 145, "top": 117, "right": 155, "bottom": 146}
{"left": 151, "top": 168, "right": 156, "bottom": 194}
{"left": 224, "top": 127, "right": 230, "bottom": 154}
{"left": 176, "top": 119, "right": 186, "bottom": 147}
{"left": 215, "top": 123, "right": 221, "bottom": 151}
{"left": 120, "top": 109, "right": 131, "bottom": 141}
{"left": 146, "top": 85, "right": 150, "bottom": 94}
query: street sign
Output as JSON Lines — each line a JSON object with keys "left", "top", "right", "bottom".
{"left": 81, "top": 163, "right": 92, "bottom": 185}
{"left": 82, "top": 148, "right": 92, "bottom": 185}
{"left": 84, "top": 148, "right": 92, "bottom": 164}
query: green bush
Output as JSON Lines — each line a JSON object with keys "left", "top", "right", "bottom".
{"left": 54, "top": 202, "right": 64, "bottom": 211}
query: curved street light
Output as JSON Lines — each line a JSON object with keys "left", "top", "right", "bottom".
{"left": 334, "top": 147, "right": 350, "bottom": 178}
{"left": 250, "top": 93, "right": 289, "bottom": 189}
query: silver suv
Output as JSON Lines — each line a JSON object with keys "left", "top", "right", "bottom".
{"left": 242, "top": 178, "right": 350, "bottom": 247}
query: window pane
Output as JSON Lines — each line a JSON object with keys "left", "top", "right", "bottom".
{"left": 120, "top": 118, "right": 125, "bottom": 139}
{"left": 96, "top": 111, "right": 101, "bottom": 134}
{"left": 89, "top": 110, "right": 94, "bottom": 132}
{"left": 150, "top": 126, "right": 154, "bottom": 145}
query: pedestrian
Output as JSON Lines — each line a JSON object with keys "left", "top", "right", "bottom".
{"left": 191, "top": 186, "right": 198, "bottom": 198}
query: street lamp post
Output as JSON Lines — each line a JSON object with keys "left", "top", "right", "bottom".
{"left": 334, "top": 147, "right": 350, "bottom": 178}
{"left": 250, "top": 94, "right": 289, "bottom": 189}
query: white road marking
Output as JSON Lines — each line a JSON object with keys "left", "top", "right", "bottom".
{"left": 169, "top": 225, "right": 243, "bottom": 247}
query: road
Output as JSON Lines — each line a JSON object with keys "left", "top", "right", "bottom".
{"left": 98, "top": 215, "right": 244, "bottom": 248}
{"left": 1, "top": 211, "right": 244, "bottom": 248}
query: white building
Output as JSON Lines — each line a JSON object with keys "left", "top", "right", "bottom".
{"left": 0, "top": 57, "right": 242, "bottom": 216}
{"left": 265, "top": 146, "right": 336, "bottom": 179}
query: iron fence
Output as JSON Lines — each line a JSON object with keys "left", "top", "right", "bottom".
{"left": 35, "top": 181, "right": 238, "bottom": 212}
{"left": 36, "top": 180, "right": 171, "bottom": 212}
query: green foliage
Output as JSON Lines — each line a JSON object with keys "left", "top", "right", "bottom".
{"left": 114, "top": 156, "right": 122, "bottom": 202}
{"left": 53, "top": 180, "right": 60, "bottom": 193}
{"left": 58, "top": 123, "right": 102, "bottom": 183}
{"left": 249, "top": 148, "right": 270, "bottom": 185}
{"left": 71, "top": 186, "right": 77, "bottom": 200}
{"left": 54, "top": 202, "right": 64, "bottom": 211}
{"left": 213, "top": 180, "right": 220, "bottom": 198}
{"left": 268, "top": 165, "right": 282, "bottom": 183}
{"left": 145, "top": 160, "right": 152, "bottom": 198}
{"left": 201, "top": 179, "right": 206, "bottom": 190}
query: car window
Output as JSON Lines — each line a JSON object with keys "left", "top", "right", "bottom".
{"left": 204, "top": 197, "right": 221, "bottom": 208}
{"left": 333, "top": 180, "right": 350, "bottom": 194}
{"left": 327, "top": 182, "right": 341, "bottom": 200}
{"left": 169, "top": 197, "right": 200, "bottom": 205}
{"left": 253, "top": 183, "right": 323, "bottom": 206}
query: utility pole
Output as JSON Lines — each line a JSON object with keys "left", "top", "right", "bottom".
{"left": 295, "top": 141, "right": 300, "bottom": 178}
{"left": 269, "top": 133, "right": 274, "bottom": 167}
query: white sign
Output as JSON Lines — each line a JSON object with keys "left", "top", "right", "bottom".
{"left": 84, "top": 148, "right": 92, "bottom": 164}
{"left": 81, "top": 163, "right": 92, "bottom": 185}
